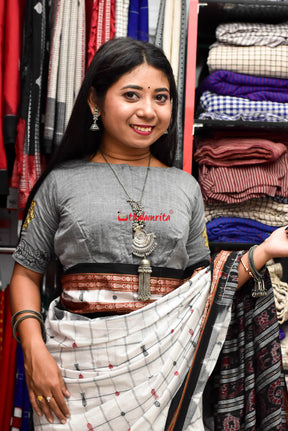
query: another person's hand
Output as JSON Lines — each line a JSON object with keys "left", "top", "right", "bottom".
{"left": 23, "top": 339, "right": 70, "bottom": 424}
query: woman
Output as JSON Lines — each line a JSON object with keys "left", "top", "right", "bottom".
{"left": 10, "top": 38, "right": 288, "bottom": 430}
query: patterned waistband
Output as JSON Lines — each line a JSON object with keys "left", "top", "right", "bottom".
{"left": 60, "top": 261, "right": 209, "bottom": 315}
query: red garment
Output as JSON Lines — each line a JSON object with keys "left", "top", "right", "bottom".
{"left": 0, "top": 0, "right": 7, "bottom": 180}
{"left": 0, "top": 286, "right": 17, "bottom": 430}
{"left": 87, "top": 0, "right": 115, "bottom": 67}
{"left": 3, "top": 0, "right": 25, "bottom": 119}
{"left": 198, "top": 150, "right": 288, "bottom": 203}
{"left": 0, "top": 0, "right": 25, "bottom": 192}
{"left": 194, "top": 137, "right": 287, "bottom": 166}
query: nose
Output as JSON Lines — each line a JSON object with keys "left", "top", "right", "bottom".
{"left": 136, "top": 97, "right": 156, "bottom": 119}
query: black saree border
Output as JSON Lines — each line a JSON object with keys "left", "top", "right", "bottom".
{"left": 165, "top": 250, "right": 241, "bottom": 431}
{"left": 63, "top": 260, "right": 210, "bottom": 280}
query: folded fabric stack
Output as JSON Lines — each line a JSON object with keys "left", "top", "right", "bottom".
{"left": 194, "top": 136, "right": 288, "bottom": 243}
{"left": 198, "top": 22, "right": 288, "bottom": 121}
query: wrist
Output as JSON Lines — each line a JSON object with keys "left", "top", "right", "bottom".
{"left": 254, "top": 241, "right": 272, "bottom": 266}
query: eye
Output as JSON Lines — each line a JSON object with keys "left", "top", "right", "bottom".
{"left": 123, "top": 91, "right": 139, "bottom": 101}
{"left": 155, "top": 94, "right": 169, "bottom": 103}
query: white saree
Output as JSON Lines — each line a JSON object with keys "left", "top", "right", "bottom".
{"left": 34, "top": 261, "right": 235, "bottom": 430}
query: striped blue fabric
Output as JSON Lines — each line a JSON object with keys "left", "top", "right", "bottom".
{"left": 127, "top": 0, "right": 149, "bottom": 41}
{"left": 206, "top": 216, "right": 278, "bottom": 243}
{"left": 199, "top": 70, "right": 288, "bottom": 103}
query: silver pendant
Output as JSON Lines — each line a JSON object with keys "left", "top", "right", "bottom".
{"left": 132, "top": 227, "right": 157, "bottom": 258}
{"left": 138, "top": 258, "right": 152, "bottom": 301}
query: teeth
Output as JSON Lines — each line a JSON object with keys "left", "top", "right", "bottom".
{"left": 133, "top": 125, "right": 152, "bottom": 132}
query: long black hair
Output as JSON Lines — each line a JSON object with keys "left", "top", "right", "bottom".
{"left": 22, "top": 37, "right": 178, "bottom": 224}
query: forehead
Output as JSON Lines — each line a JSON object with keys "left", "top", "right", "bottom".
{"left": 111, "top": 63, "right": 170, "bottom": 90}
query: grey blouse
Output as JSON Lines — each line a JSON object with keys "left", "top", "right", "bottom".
{"left": 13, "top": 160, "right": 210, "bottom": 274}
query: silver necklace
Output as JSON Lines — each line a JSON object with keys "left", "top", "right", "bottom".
{"left": 100, "top": 151, "right": 157, "bottom": 301}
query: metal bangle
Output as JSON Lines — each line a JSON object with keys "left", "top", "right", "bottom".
{"left": 12, "top": 314, "right": 46, "bottom": 343}
{"left": 239, "top": 258, "right": 253, "bottom": 278}
{"left": 11, "top": 309, "right": 42, "bottom": 328}
{"left": 248, "top": 245, "right": 266, "bottom": 280}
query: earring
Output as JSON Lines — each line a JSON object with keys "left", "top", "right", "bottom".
{"left": 90, "top": 108, "right": 100, "bottom": 131}
{"left": 163, "top": 130, "right": 168, "bottom": 135}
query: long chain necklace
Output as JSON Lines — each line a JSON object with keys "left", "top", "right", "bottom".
{"left": 100, "top": 151, "right": 157, "bottom": 301}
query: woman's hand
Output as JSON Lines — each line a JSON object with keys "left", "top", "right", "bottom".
{"left": 260, "top": 225, "right": 288, "bottom": 262}
{"left": 238, "top": 226, "right": 288, "bottom": 289}
{"left": 23, "top": 339, "right": 70, "bottom": 424}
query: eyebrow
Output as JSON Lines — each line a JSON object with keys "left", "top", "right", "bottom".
{"left": 121, "top": 85, "right": 170, "bottom": 93}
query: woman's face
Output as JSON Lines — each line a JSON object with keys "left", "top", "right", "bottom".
{"left": 95, "top": 63, "right": 172, "bottom": 156}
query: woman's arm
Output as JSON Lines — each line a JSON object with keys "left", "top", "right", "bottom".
{"left": 10, "top": 263, "right": 70, "bottom": 424}
{"left": 238, "top": 226, "right": 288, "bottom": 289}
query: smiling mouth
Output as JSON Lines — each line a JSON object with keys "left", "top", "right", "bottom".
{"left": 130, "top": 125, "right": 154, "bottom": 133}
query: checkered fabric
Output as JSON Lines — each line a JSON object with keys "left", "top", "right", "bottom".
{"left": 199, "top": 91, "right": 288, "bottom": 122}
{"left": 207, "top": 45, "right": 288, "bottom": 79}
{"left": 213, "top": 22, "right": 288, "bottom": 47}
{"left": 33, "top": 268, "right": 230, "bottom": 430}
{"left": 115, "top": 0, "right": 130, "bottom": 37}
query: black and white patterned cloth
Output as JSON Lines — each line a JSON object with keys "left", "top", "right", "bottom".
{"left": 199, "top": 91, "right": 288, "bottom": 122}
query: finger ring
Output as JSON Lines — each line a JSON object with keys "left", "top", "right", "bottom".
{"left": 37, "top": 395, "right": 44, "bottom": 402}
{"left": 46, "top": 396, "right": 53, "bottom": 403}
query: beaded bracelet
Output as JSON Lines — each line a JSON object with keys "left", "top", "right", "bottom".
{"left": 11, "top": 310, "right": 46, "bottom": 343}
{"left": 247, "top": 245, "right": 267, "bottom": 298}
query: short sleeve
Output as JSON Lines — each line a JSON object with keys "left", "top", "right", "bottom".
{"left": 13, "top": 173, "right": 59, "bottom": 273}
{"left": 186, "top": 181, "right": 210, "bottom": 267}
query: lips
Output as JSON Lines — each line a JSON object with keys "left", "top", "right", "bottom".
{"left": 130, "top": 124, "right": 154, "bottom": 134}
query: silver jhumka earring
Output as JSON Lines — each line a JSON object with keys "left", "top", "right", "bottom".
{"left": 90, "top": 108, "right": 100, "bottom": 131}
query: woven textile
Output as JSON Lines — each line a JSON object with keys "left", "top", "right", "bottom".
{"left": 127, "top": 0, "right": 149, "bottom": 41}
{"left": 115, "top": 0, "right": 129, "bottom": 37}
{"left": 87, "top": 0, "right": 115, "bottom": 66}
{"left": 32, "top": 252, "right": 288, "bottom": 430}
{"left": 155, "top": 0, "right": 186, "bottom": 168}
{"left": 204, "top": 197, "right": 288, "bottom": 227}
{"left": 211, "top": 270, "right": 288, "bottom": 431}
{"left": 162, "top": 0, "right": 181, "bottom": 85}
{"left": 10, "top": 343, "right": 31, "bottom": 431}
{"left": 44, "top": 0, "right": 86, "bottom": 152}
{"left": 35, "top": 267, "right": 220, "bottom": 429}
{"left": 199, "top": 91, "right": 288, "bottom": 122}
{"left": 268, "top": 261, "right": 288, "bottom": 325}
{"left": 207, "top": 45, "right": 288, "bottom": 79}
{"left": 154, "top": 0, "right": 165, "bottom": 48}
{"left": 214, "top": 22, "right": 288, "bottom": 47}
{"left": 198, "top": 150, "right": 288, "bottom": 203}
{"left": 206, "top": 217, "right": 277, "bottom": 243}
{"left": 10, "top": 0, "right": 49, "bottom": 209}
{"left": 194, "top": 137, "right": 287, "bottom": 166}
{"left": 199, "top": 70, "right": 288, "bottom": 103}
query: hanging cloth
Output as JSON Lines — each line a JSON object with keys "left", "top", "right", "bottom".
{"left": 11, "top": 0, "right": 49, "bottom": 209}
{"left": 155, "top": 0, "right": 186, "bottom": 169}
{"left": 2, "top": 0, "right": 26, "bottom": 180}
{"left": 115, "top": 0, "right": 130, "bottom": 38}
{"left": 0, "top": 0, "right": 8, "bottom": 202}
{"left": 10, "top": 343, "right": 32, "bottom": 431}
{"left": 0, "top": 286, "right": 17, "bottom": 430}
{"left": 87, "top": 0, "right": 115, "bottom": 67}
{"left": 44, "top": 0, "right": 86, "bottom": 152}
{"left": 154, "top": 0, "right": 165, "bottom": 48}
{"left": 127, "top": 0, "right": 149, "bottom": 42}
